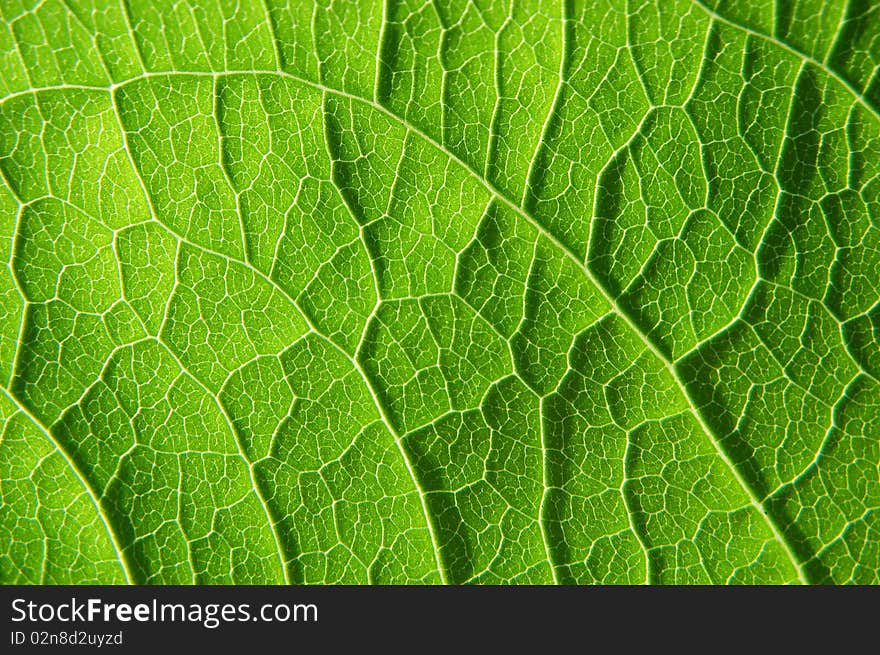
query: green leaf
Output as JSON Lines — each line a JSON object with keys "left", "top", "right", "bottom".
{"left": 1, "top": 0, "right": 878, "bottom": 585}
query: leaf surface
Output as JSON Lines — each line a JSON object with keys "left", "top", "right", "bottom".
{"left": 1, "top": 0, "right": 878, "bottom": 584}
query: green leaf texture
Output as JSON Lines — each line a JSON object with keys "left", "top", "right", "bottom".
{"left": 1, "top": 0, "right": 878, "bottom": 585}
